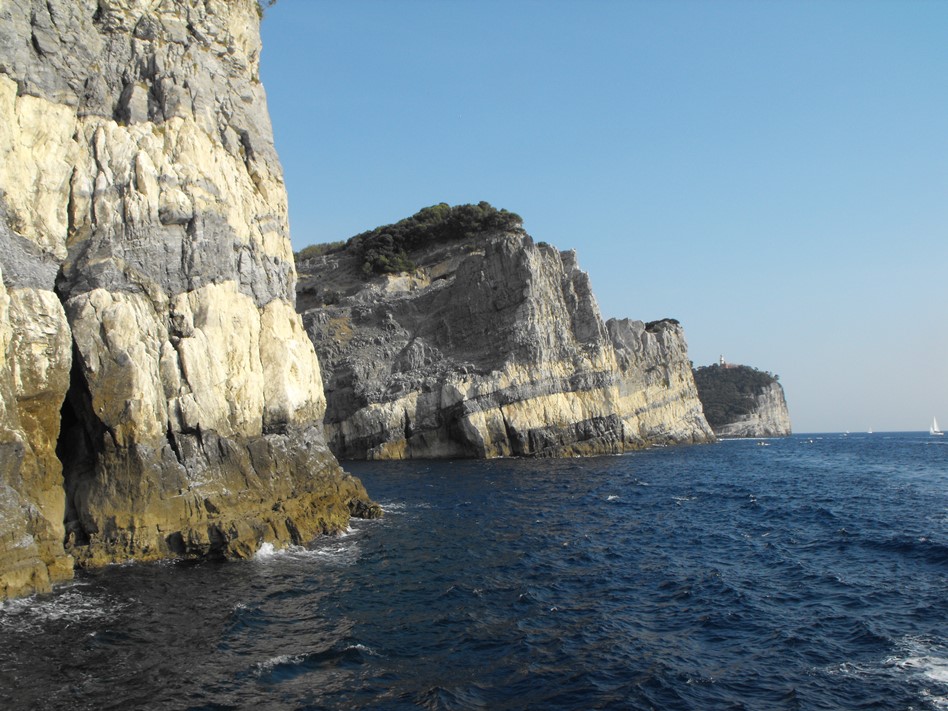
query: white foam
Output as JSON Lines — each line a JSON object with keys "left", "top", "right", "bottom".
{"left": 883, "top": 636, "right": 948, "bottom": 706}
{"left": 252, "top": 538, "right": 360, "bottom": 565}
{"left": 350, "top": 643, "right": 377, "bottom": 655}
{"left": 375, "top": 500, "right": 407, "bottom": 512}
{"left": 899, "top": 656, "right": 948, "bottom": 684}
{"left": 254, "top": 541, "right": 278, "bottom": 559}
{"left": 0, "top": 588, "right": 124, "bottom": 634}
{"left": 606, "top": 495, "right": 620, "bottom": 501}
{"left": 254, "top": 653, "right": 304, "bottom": 674}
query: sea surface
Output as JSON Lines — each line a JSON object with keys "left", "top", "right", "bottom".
{"left": 1, "top": 432, "right": 946, "bottom": 710}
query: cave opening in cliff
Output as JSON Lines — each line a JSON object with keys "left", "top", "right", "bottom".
{"left": 56, "top": 342, "right": 106, "bottom": 548}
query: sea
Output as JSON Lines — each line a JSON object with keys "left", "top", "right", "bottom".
{"left": 1, "top": 432, "right": 946, "bottom": 710}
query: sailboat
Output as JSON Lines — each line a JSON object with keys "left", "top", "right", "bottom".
{"left": 930, "top": 417, "right": 944, "bottom": 436}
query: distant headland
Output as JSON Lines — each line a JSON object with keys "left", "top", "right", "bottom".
{"left": 693, "top": 359, "right": 792, "bottom": 437}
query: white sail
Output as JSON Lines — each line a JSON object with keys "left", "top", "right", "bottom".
{"left": 931, "top": 417, "right": 944, "bottom": 436}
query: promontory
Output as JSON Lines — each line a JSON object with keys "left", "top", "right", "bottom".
{"left": 296, "top": 203, "right": 715, "bottom": 459}
{"left": 693, "top": 360, "right": 792, "bottom": 437}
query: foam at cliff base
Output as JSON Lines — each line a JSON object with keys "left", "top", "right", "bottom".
{"left": 252, "top": 537, "right": 360, "bottom": 565}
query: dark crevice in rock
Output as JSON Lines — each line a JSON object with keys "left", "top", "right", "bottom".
{"left": 262, "top": 420, "right": 288, "bottom": 436}
{"left": 500, "top": 410, "right": 522, "bottom": 456}
{"left": 166, "top": 424, "right": 183, "bottom": 464}
{"left": 56, "top": 341, "right": 106, "bottom": 548}
{"left": 403, "top": 409, "right": 413, "bottom": 441}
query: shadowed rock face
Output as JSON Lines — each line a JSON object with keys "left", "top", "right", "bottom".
{"left": 298, "top": 230, "right": 714, "bottom": 459}
{"left": 0, "top": 0, "right": 375, "bottom": 600}
{"left": 709, "top": 382, "right": 792, "bottom": 438}
{"left": 692, "top": 364, "right": 792, "bottom": 438}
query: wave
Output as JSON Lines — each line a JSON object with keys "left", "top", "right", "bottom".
{"left": 252, "top": 642, "right": 379, "bottom": 680}
{"left": 375, "top": 499, "right": 424, "bottom": 510}
{"left": 887, "top": 637, "right": 948, "bottom": 685}
{"left": 0, "top": 585, "right": 125, "bottom": 634}
{"left": 253, "top": 538, "right": 360, "bottom": 565}
{"left": 864, "top": 535, "right": 948, "bottom": 567}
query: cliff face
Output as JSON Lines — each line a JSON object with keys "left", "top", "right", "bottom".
{"left": 711, "top": 382, "right": 792, "bottom": 438}
{"left": 693, "top": 364, "right": 791, "bottom": 438}
{"left": 0, "top": 0, "right": 374, "bottom": 600}
{"left": 298, "top": 226, "right": 713, "bottom": 459}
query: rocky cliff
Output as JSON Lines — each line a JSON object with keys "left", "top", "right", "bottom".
{"left": 693, "top": 363, "right": 791, "bottom": 437}
{"left": 712, "top": 381, "right": 791, "bottom": 437}
{"left": 297, "top": 205, "right": 714, "bottom": 459}
{"left": 0, "top": 0, "right": 375, "bottom": 600}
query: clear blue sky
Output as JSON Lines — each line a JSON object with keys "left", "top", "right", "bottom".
{"left": 259, "top": 0, "right": 948, "bottom": 434}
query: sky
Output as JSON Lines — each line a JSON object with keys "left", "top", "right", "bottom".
{"left": 259, "top": 0, "right": 948, "bottom": 434}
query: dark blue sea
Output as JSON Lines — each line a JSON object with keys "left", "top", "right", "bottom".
{"left": 1, "top": 433, "right": 946, "bottom": 710}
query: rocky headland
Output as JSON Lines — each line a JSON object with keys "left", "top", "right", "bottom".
{"left": 296, "top": 203, "right": 714, "bottom": 459}
{"left": 693, "top": 362, "right": 791, "bottom": 437}
{"left": 0, "top": 0, "right": 376, "bottom": 601}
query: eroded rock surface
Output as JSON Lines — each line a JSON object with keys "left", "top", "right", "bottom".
{"left": 298, "top": 224, "right": 714, "bottom": 459}
{"left": 0, "top": 0, "right": 374, "bottom": 598}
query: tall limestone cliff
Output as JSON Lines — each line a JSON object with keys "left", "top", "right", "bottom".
{"left": 0, "top": 0, "right": 375, "bottom": 600}
{"left": 297, "top": 204, "right": 714, "bottom": 459}
{"left": 693, "top": 363, "right": 792, "bottom": 437}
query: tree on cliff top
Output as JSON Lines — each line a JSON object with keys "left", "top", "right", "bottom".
{"left": 693, "top": 363, "right": 780, "bottom": 428}
{"left": 256, "top": 0, "right": 278, "bottom": 18}
{"left": 345, "top": 202, "right": 524, "bottom": 275}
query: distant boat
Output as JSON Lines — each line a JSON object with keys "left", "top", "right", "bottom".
{"left": 930, "top": 417, "right": 944, "bottom": 436}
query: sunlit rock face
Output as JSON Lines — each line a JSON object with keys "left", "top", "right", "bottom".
{"left": 298, "top": 229, "right": 714, "bottom": 460}
{"left": 0, "top": 0, "right": 374, "bottom": 599}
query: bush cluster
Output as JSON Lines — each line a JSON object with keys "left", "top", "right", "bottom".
{"left": 295, "top": 241, "right": 346, "bottom": 262}
{"left": 645, "top": 318, "right": 680, "bottom": 331}
{"left": 348, "top": 202, "right": 523, "bottom": 275}
{"left": 693, "top": 363, "right": 779, "bottom": 427}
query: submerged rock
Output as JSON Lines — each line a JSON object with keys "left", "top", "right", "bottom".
{"left": 0, "top": 0, "right": 374, "bottom": 599}
{"left": 297, "top": 206, "right": 714, "bottom": 459}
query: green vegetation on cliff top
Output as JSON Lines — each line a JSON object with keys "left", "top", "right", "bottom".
{"left": 693, "top": 363, "right": 779, "bottom": 429}
{"left": 296, "top": 202, "right": 524, "bottom": 275}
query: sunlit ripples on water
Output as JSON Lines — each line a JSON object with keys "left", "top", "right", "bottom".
{"left": 1, "top": 433, "right": 946, "bottom": 709}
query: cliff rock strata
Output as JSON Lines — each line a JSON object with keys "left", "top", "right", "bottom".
{"left": 298, "top": 223, "right": 714, "bottom": 459}
{"left": 0, "top": 0, "right": 375, "bottom": 599}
